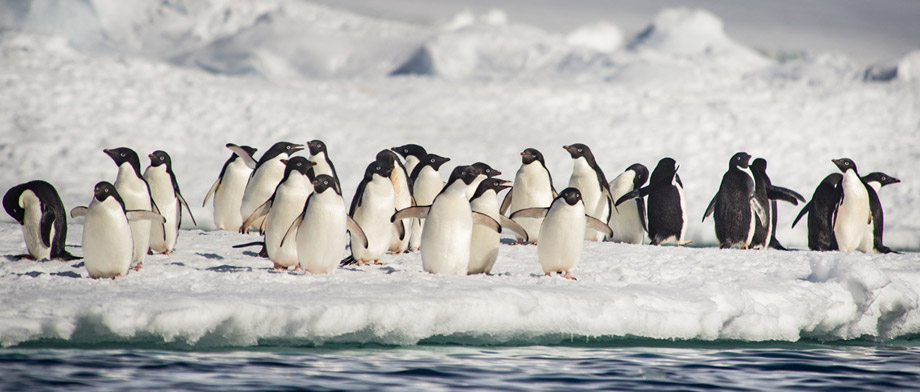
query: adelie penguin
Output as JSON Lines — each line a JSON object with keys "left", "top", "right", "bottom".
{"left": 280, "top": 175, "right": 368, "bottom": 274}
{"left": 408, "top": 153, "right": 450, "bottom": 251}
{"left": 607, "top": 163, "right": 649, "bottom": 245}
{"left": 307, "top": 139, "right": 342, "bottom": 193}
{"left": 468, "top": 177, "right": 529, "bottom": 274}
{"left": 3, "top": 180, "right": 79, "bottom": 261}
{"left": 70, "top": 182, "right": 164, "bottom": 279}
{"left": 391, "top": 144, "right": 427, "bottom": 182}
{"left": 203, "top": 143, "right": 258, "bottom": 231}
{"left": 501, "top": 148, "right": 556, "bottom": 244}
{"left": 511, "top": 188, "right": 613, "bottom": 280}
{"left": 344, "top": 159, "right": 399, "bottom": 266}
{"left": 829, "top": 158, "right": 871, "bottom": 252}
{"left": 105, "top": 147, "right": 157, "bottom": 269}
{"left": 393, "top": 166, "right": 502, "bottom": 275}
{"left": 703, "top": 152, "right": 768, "bottom": 249}
{"left": 241, "top": 157, "right": 316, "bottom": 270}
{"left": 376, "top": 149, "right": 412, "bottom": 254}
{"left": 615, "top": 158, "right": 689, "bottom": 246}
{"left": 748, "top": 158, "right": 805, "bottom": 250}
{"left": 145, "top": 150, "right": 197, "bottom": 255}
{"left": 792, "top": 173, "right": 843, "bottom": 251}
{"left": 563, "top": 144, "right": 613, "bottom": 241}
{"left": 466, "top": 162, "right": 501, "bottom": 200}
{"left": 857, "top": 172, "right": 900, "bottom": 254}
{"left": 239, "top": 141, "right": 304, "bottom": 232}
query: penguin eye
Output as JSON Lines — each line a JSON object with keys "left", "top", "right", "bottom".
{"left": 104, "top": 188, "right": 109, "bottom": 193}
{"left": 324, "top": 181, "right": 329, "bottom": 185}
{"left": 882, "top": 177, "right": 887, "bottom": 181}
{"left": 430, "top": 159, "right": 435, "bottom": 163}
{"left": 120, "top": 153, "right": 126, "bottom": 157}
{"left": 577, "top": 148, "right": 583, "bottom": 153}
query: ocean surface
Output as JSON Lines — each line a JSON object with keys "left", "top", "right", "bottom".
{"left": 4, "top": 341, "right": 920, "bottom": 391}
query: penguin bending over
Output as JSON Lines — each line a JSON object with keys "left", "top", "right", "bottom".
{"left": 857, "top": 172, "right": 900, "bottom": 254}
{"left": 307, "top": 140, "right": 342, "bottom": 193}
{"left": 748, "top": 158, "right": 805, "bottom": 250}
{"left": 408, "top": 153, "right": 450, "bottom": 251}
{"left": 3, "top": 180, "right": 79, "bottom": 260}
{"left": 615, "top": 158, "right": 689, "bottom": 245}
{"left": 376, "top": 149, "right": 413, "bottom": 254}
{"left": 792, "top": 173, "right": 843, "bottom": 251}
{"left": 468, "top": 178, "right": 529, "bottom": 274}
{"left": 239, "top": 142, "right": 304, "bottom": 232}
{"left": 563, "top": 144, "right": 613, "bottom": 241}
{"left": 344, "top": 160, "right": 398, "bottom": 266}
{"left": 703, "top": 152, "right": 767, "bottom": 249}
{"left": 203, "top": 143, "right": 257, "bottom": 231}
{"left": 391, "top": 144, "right": 427, "bottom": 183}
{"left": 105, "top": 147, "right": 157, "bottom": 269}
{"left": 607, "top": 163, "right": 649, "bottom": 244}
{"left": 829, "top": 158, "right": 871, "bottom": 252}
{"left": 511, "top": 188, "right": 613, "bottom": 280}
{"left": 145, "top": 150, "right": 197, "bottom": 255}
{"left": 501, "top": 148, "right": 556, "bottom": 244}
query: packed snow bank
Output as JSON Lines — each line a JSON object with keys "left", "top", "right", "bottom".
{"left": 1, "top": 223, "right": 918, "bottom": 348}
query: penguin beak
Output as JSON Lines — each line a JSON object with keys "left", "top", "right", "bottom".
{"left": 492, "top": 169, "right": 502, "bottom": 176}
{"left": 290, "top": 144, "right": 305, "bottom": 154}
{"left": 280, "top": 159, "right": 288, "bottom": 165}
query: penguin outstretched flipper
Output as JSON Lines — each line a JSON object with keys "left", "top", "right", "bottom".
{"left": 791, "top": 201, "right": 811, "bottom": 228}
{"left": 472, "top": 212, "right": 501, "bottom": 233}
{"left": 347, "top": 217, "right": 369, "bottom": 249}
{"left": 509, "top": 207, "right": 549, "bottom": 220}
{"left": 126, "top": 210, "right": 166, "bottom": 223}
{"left": 702, "top": 194, "right": 717, "bottom": 222}
{"left": 751, "top": 197, "right": 767, "bottom": 226}
{"left": 70, "top": 206, "right": 88, "bottom": 218}
{"left": 226, "top": 143, "right": 258, "bottom": 169}
{"left": 586, "top": 216, "right": 614, "bottom": 238}
{"left": 241, "top": 199, "right": 273, "bottom": 234}
{"left": 499, "top": 215, "right": 530, "bottom": 243}
{"left": 500, "top": 190, "right": 513, "bottom": 215}
{"left": 391, "top": 206, "right": 430, "bottom": 222}
{"left": 768, "top": 186, "right": 806, "bottom": 205}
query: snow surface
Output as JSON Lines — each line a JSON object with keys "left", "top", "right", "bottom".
{"left": 1, "top": 1, "right": 919, "bottom": 347}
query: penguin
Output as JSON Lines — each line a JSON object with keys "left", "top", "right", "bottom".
{"left": 468, "top": 178, "right": 529, "bottom": 274}
{"left": 391, "top": 144, "right": 427, "bottom": 181}
{"left": 857, "top": 172, "right": 900, "bottom": 254}
{"left": 829, "top": 158, "right": 871, "bottom": 252}
{"left": 510, "top": 188, "right": 613, "bottom": 280}
{"left": 500, "top": 148, "right": 557, "bottom": 244}
{"left": 70, "top": 182, "right": 164, "bottom": 279}
{"left": 239, "top": 141, "right": 304, "bottom": 232}
{"left": 407, "top": 153, "right": 451, "bottom": 251}
{"left": 615, "top": 158, "right": 689, "bottom": 245}
{"left": 307, "top": 139, "right": 342, "bottom": 193}
{"left": 3, "top": 180, "right": 79, "bottom": 260}
{"left": 344, "top": 159, "right": 398, "bottom": 266}
{"left": 241, "top": 157, "right": 315, "bottom": 269}
{"left": 104, "top": 147, "right": 157, "bottom": 269}
{"left": 280, "top": 175, "right": 368, "bottom": 274}
{"left": 392, "top": 166, "right": 502, "bottom": 275}
{"left": 607, "top": 163, "right": 649, "bottom": 244}
{"left": 563, "top": 143, "right": 613, "bottom": 241}
{"left": 144, "top": 150, "right": 197, "bottom": 255}
{"left": 466, "top": 162, "right": 501, "bottom": 200}
{"left": 376, "top": 149, "right": 413, "bottom": 254}
{"left": 748, "top": 158, "right": 805, "bottom": 250}
{"left": 703, "top": 152, "right": 767, "bottom": 249}
{"left": 791, "top": 173, "right": 843, "bottom": 251}
{"left": 203, "top": 143, "right": 258, "bottom": 231}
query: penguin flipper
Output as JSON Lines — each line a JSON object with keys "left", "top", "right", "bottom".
{"left": 347, "top": 216, "right": 370, "bottom": 249}
{"left": 499, "top": 190, "right": 513, "bottom": 215}
{"left": 126, "top": 210, "right": 166, "bottom": 223}
{"left": 768, "top": 186, "right": 805, "bottom": 205}
{"left": 151, "top": 202, "right": 166, "bottom": 242}
{"left": 614, "top": 190, "right": 640, "bottom": 207}
{"left": 203, "top": 178, "right": 220, "bottom": 207}
{"left": 391, "top": 206, "right": 429, "bottom": 222}
{"left": 791, "top": 201, "right": 810, "bottom": 228}
{"left": 39, "top": 210, "right": 55, "bottom": 248}
{"left": 702, "top": 195, "right": 717, "bottom": 222}
{"left": 751, "top": 197, "right": 767, "bottom": 226}
{"left": 472, "top": 212, "right": 501, "bottom": 233}
{"left": 226, "top": 143, "right": 258, "bottom": 169}
{"left": 241, "top": 199, "right": 273, "bottom": 234}
{"left": 176, "top": 192, "right": 197, "bottom": 226}
{"left": 394, "top": 220, "right": 406, "bottom": 241}
{"left": 279, "top": 213, "right": 303, "bottom": 249}
{"left": 499, "top": 215, "right": 529, "bottom": 243}
{"left": 585, "top": 216, "right": 614, "bottom": 238}
{"left": 509, "top": 207, "right": 548, "bottom": 220}
{"left": 70, "top": 206, "right": 88, "bottom": 218}
{"left": 637, "top": 197, "right": 648, "bottom": 233}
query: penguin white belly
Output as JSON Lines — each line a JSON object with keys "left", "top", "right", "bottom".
{"left": 389, "top": 170, "right": 413, "bottom": 252}
{"left": 510, "top": 164, "right": 554, "bottom": 243}
{"left": 240, "top": 158, "right": 285, "bottom": 230}
{"left": 297, "top": 193, "right": 347, "bottom": 274}
{"left": 834, "top": 172, "right": 870, "bottom": 252}
{"left": 404, "top": 157, "right": 420, "bottom": 179}
{"left": 352, "top": 180, "right": 395, "bottom": 262}
{"left": 145, "top": 166, "right": 179, "bottom": 253}
{"left": 115, "top": 170, "right": 152, "bottom": 264}
{"left": 538, "top": 203, "right": 585, "bottom": 274}
{"left": 568, "top": 167, "right": 602, "bottom": 241}
{"left": 19, "top": 191, "right": 52, "bottom": 260}
{"left": 265, "top": 179, "right": 311, "bottom": 267}
{"left": 311, "top": 153, "right": 334, "bottom": 178}
{"left": 468, "top": 192, "right": 500, "bottom": 274}
{"left": 410, "top": 169, "right": 444, "bottom": 250}
{"left": 83, "top": 199, "right": 133, "bottom": 278}
{"left": 422, "top": 194, "right": 473, "bottom": 275}
{"left": 857, "top": 182, "right": 882, "bottom": 253}
{"left": 214, "top": 160, "right": 252, "bottom": 231}
{"left": 607, "top": 173, "right": 644, "bottom": 244}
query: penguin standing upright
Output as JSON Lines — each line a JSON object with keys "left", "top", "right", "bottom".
{"left": 242, "top": 157, "right": 315, "bottom": 269}
{"left": 144, "top": 150, "right": 197, "bottom": 255}
{"left": 468, "top": 178, "right": 529, "bottom": 274}
{"left": 615, "top": 158, "right": 688, "bottom": 245}
{"left": 70, "top": 182, "right": 164, "bottom": 279}
{"left": 792, "top": 173, "right": 843, "bottom": 251}
{"left": 501, "top": 148, "right": 556, "bottom": 244}
{"left": 703, "top": 152, "right": 767, "bottom": 249}
{"left": 376, "top": 149, "right": 413, "bottom": 254}
{"left": 408, "top": 153, "right": 450, "bottom": 251}
{"left": 563, "top": 144, "right": 612, "bottom": 241}
{"left": 203, "top": 143, "right": 257, "bottom": 231}
{"left": 607, "top": 164, "right": 649, "bottom": 244}
{"left": 511, "top": 188, "right": 613, "bottom": 280}
{"left": 857, "top": 172, "right": 900, "bottom": 254}
{"left": 748, "top": 158, "right": 805, "bottom": 250}
{"left": 346, "top": 160, "right": 397, "bottom": 266}
{"left": 829, "top": 158, "right": 871, "bottom": 252}
{"left": 307, "top": 140, "right": 342, "bottom": 193}
{"left": 239, "top": 141, "right": 304, "bottom": 231}
{"left": 466, "top": 162, "right": 501, "bottom": 199}
{"left": 3, "top": 180, "right": 79, "bottom": 260}
{"left": 104, "top": 147, "right": 156, "bottom": 269}
{"left": 391, "top": 144, "right": 427, "bottom": 181}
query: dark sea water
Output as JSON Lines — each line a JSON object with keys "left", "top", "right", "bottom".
{"left": 3, "top": 341, "right": 920, "bottom": 391}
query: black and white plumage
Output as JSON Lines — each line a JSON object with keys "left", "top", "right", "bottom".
{"left": 104, "top": 147, "right": 156, "bottom": 268}
{"left": 607, "top": 163, "right": 649, "bottom": 244}
{"left": 145, "top": 150, "right": 197, "bottom": 255}
{"left": 376, "top": 149, "right": 413, "bottom": 254}
{"left": 407, "top": 153, "right": 450, "bottom": 251}
{"left": 468, "top": 178, "right": 528, "bottom": 274}
{"left": 615, "top": 158, "right": 688, "bottom": 245}
{"left": 748, "top": 158, "right": 805, "bottom": 250}
{"left": 345, "top": 159, "right": 397, "bottom": 265}
{"left": 563, "top": 143, "right": 613, "bottom": 241}
{"left": 3, "top": 180, "right": 79, "bottom": 260}
{"left": 466, "top": 162, "right": 502, "bottom": 200}
{"left": 501, "top": 148, "right": 556, "bottom": 244}
{"left": 307, "top": 140, "right": 342, "bottom": 193}
{"left": 703, "top": 152, "right": 767, "bottom": 249}
{"left": 857, "top": 172, "right": 900, "bottom": 254}
{"left": 829, "top": 158, "right": 871, "bottom": 252}
{"left": 203, "top": 143, "right": 257, "bottom": 231}
{"left": 792, "top": 173, "right": 843, "bottom": 251}
{"left": 391, "top": 144, "right": 428, "bottom": 184}
{"left": 239, "top": 141, "right": 304, "bottom": 231}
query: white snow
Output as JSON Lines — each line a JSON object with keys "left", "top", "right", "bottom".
{"left": 0, "top": 1, "right": 919, "bottom": 347}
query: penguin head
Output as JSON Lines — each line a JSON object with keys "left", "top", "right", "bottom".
{"left": 472, "top": 178, "right": 511, "bottom": 199}
{"left": 626, "top": 163, "right": 649, "bottom": 189}
{"left": 447, "top": 165, "right": 480, "bottom": 186}
{"left": 651, "top": 157, "right": 678, "bottom": 184}
{"left": 3, "top": 184, "right": 26, "bottom": 224}
{"left": 259, "top": 142, "right": 304, "bottom": 166}
{"left": 563, "top": 143, "right": 593, "bottom": 160}
{"left": 472, "top": 162, "right": 501, "bottom": 177}
{"left": 559, "top": 187, "right": 583, "bottom": 206}
{"left": 521, "top": 148, "right": 545, "bottom": 166}
{"left": 312, "top": 175, "right": 340, "bottom": 195}
{"left": 281, "top": 156, "right": 315, "bottom": 180}
{"left": 729, "top": 152, "right": 752, "bottom": 169}
{"left": 375, "top": 149, "right": 399, "bottom": 169}
{"left": 104, "top": 147, "right": 142, "bottom": 175}
{"left": 365, "top": 160, "right": 393, "bottom": 180}
{"left": 751, "top": 158, "right": 767, "bottom": 172}
{"left": 832, "top": 158, "right": 858, "bottom": 174}
{"left": 821, "top": 173, "right": 843, "bottom": 187}
{"left": 148, "top": 150, "right": 172, "bottom": 169}
{"left": 92, "top": 181, "right": 124, "bottom": 209}
{"left": 232, "top": 145, "right": 258, "bottom": 160}
{"left": 391, "top": 144, "right": 427, "bottom": 160}
{"left": 307, "top": 140, "right": 328, "bottom": 156}
{"left": 862, "top": 172, "right": 900, "bottom": 187}
{"left": 421, "top": 154, "right": 451, "bottom": 170}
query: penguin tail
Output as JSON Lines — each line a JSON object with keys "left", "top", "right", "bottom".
{"left": 53, "top": 251, "right": 82, "bottom": 261}
{"left": 340, "top": 255, "right": 358, "bottom": 266}
{"left": 768, "top": 237, "right": 788, "bottom": 251}
{"left": 232, "top": 241, "right": 265, "bottom": 249}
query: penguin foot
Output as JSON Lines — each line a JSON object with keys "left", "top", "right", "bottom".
{"left": 357, "top": 260, "right": 368, "bottom": 266}
{"left": 562, "top": 271, "right": 577, "bottom": 280}
{"left": 132, "top": 262, "right": 144, "bottom": 271}
{"left": 373, "top": 259, "right": 384, "bottom": 265}
{"left": 544, "top": 272, "right": 552, "bottom": 277}
{"left": 272, "top": 263, "right": 285, "bottom": 270}
{"left": 293, "top": 265, "right": 302, "bottom": 272}
{"left": 13, "top": 254, "right": 35, "bottom": 261}
{"left": 147, "top": 249, "right": 154, "bottom": 255}
{"left": 678, "top": 240, "right": 693, "bottom": 246}
{"left": 164, "top": 251, "right": 172, "bottom": 256}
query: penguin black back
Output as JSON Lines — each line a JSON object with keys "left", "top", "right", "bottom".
{"left": 645, "top": 158, "right": 684, "bottom": 245}
{"left": 705, "top": 152, "right": 757, "bottom": 248}
{"left": 793, "top": 173, "right": 842, "bottom": 251}
{"left": 861, "top": 172, "right": 901, "bottom": 253}
{"left": 3, "top": 180, "right": 76, "bottom": 260}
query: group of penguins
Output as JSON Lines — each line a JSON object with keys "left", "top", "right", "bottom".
{"left": 3, "top": 140, "right": 901, "bottom": 280}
